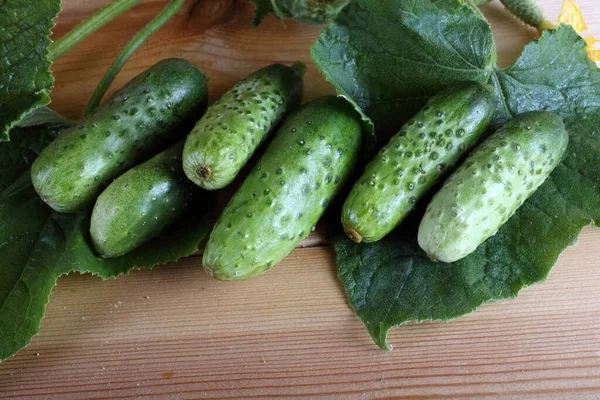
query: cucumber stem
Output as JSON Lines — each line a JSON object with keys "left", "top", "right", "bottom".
{"left": 47, "top": 0, "right": 145, "bottom": 62}
{"left": 84, "top": 0, "right": 186, "bottom": 116}
{"left": 269, "top": 0, "right": 286, "bottom": 19}
{"left": 197, "top": 166, "right": 212, "bottom": 180}
{"left": 344, "top": 226, "right": 362, "bottom": 243}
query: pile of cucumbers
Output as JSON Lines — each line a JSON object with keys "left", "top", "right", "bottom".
{"left": 31, "top": 58, "right": 568, "bottom": 281}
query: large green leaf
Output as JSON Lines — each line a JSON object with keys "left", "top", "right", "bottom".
{"left": 0, "top": 122, "right": 215, "bottom": 361}
{"left": 250, "top": 0, "right": 277, "bottom": 27}
{"left": 0, "top": 185, "right": 69, "bottom": 362}
{"left": 330, "top": 21, "right": 600, "bottom": 349}
{"left": 311, "top": 0, "right": 496, "bottom": 141}
{"left": 0, "top": 120, "right": 69, "bottom": 361}
{"left": 0, "top": 108, "right": 73, "bottom": 190}
{"left": 0, "top": 0, "right": 61, "bottom": 141}
{"left": 491, "top": 25, "right": 600, "bottom": 124}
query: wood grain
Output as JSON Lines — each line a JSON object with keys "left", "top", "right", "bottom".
{"left": 1, "top": 229, "right": 600, "bottom": 399}
{"left": 2, "top": 0, "right": 600, "bottom": 398}
{"left": 50, "top": 0, "right": 334, "bottom": 121}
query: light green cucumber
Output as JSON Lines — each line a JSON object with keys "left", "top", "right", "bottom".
{"left": 32, "top": 59, "right": 208, "bottom": 213}
{"left": 203, "top": 96, "right": 362, "bottom": 280}
{"left": 418, "top": 111, "right": 568, "bottom": 263}
{"left": 341, "top": 82, "right": 495, "bottom": 243}
{"left": 90, "top": 141, "right": 193, "bottom": 258}
{"left": 183, "top": 63, "right": 305, "bottom": 190}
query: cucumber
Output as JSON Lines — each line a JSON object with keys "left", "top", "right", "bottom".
{"left": 90, "top": 141, "right": 193, "bottom": 258}
{"left": 341, "top": 82, "right": 495, "bottom": 243}
{"left": 183, "top": 63, "right": 305, "bottom": 190}
{"left": 32, "top": 59, "right": 208, "bottom": 213}
{"left": 271, "top": 0, "right": 351, "bottom": 25}
{"left": 499, "top": 0, "right": 545, "bottom": 29}
{"left": 418, "top": 111, "right": 568, "bottom": 263}
{"left": 203, "top": 96, "right": 362, "bottom": 280}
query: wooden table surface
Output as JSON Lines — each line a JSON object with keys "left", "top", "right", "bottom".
{"left": 2, "top": 0, "right": 600, "bottom": 398}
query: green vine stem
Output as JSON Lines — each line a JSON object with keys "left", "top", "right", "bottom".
{"left": 48, "top": 0, "right": 145, "bottom": 62}
{"left": 471, "top": 0, "right": 492, "bottom": 6}
{"left": 84, "top": 0, "right": 186, "bottom": 116}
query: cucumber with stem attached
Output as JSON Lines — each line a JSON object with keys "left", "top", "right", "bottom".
{"left": 342, "top": 82, "right": 495, "bottom": 243}
{"left": 183, "top": 63, "right": 305, "bottom": 190}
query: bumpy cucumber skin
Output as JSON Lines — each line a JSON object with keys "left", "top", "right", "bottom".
{"left": 203, "top": 96, "right": 362, "bottom": 280}
{"left": 275, "top": 0, "right": 351, "bottom": 25}
{"left": 90, "top": 141, "right": 193, "bottom": 258}
{"left": 183, "top": 63, "right": 304, "bottom": 190}
{"left": 418, "top": 111, "right": 568, "bottom": 263}
{"left": 499, "top": 0, "right": 545, "bottom": 29}
{"left": 32, "top": 59, "right": 208, "bottom": 213}
{"left": 341, "top": 82, "right": 495, "bottom": 243}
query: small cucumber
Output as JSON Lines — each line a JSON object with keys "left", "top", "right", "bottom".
{"left": 499, "top": 0, "right": 545, "bottom": 29}
{"left": 272, "top": 0, "right": 351, "bottom": 25}
{"left": 203, "top": 96, "right": 362, "bottom": 280}
{"left": 90, "top": 141, "right": 193, "bottom": 258}
{"left": 418, "top": 111, "right": 568, "bottom": 263}
{"left": 32, "top": 59, "right": 208, "bottom": 213}
{"left": 341, "top": 82, "right": 495, "bottom": 243}
{"left": 183, "top": 63, "right": 305, "bottom": 190}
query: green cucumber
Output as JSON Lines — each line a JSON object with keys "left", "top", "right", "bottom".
{"left": 499, "top": 0, "right": 545, "bottom": 29}
{"left": 341, "top": 82, "right": 495, "bottom": 243}
{"left": 271, "top": 0, "right": 352, "bottom": 25}
{"left": 203, "top": 96, "right": 362, "bottom": 280}
{"left": 418, "top": 111, "right": 568, "bottom": 263}
{"left": 32, "top": 59, "right": 208, "bottom": 213}
{"left": 183, "top": 63, "right": 305, "bottom": 190}
{"left": 90, "top": 141, "right": 193, "bottom": 258}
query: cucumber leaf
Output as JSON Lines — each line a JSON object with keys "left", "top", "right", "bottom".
{"left": 0, "top": 122, "right": 214, "bottom": 361}
{"left": 0, "top": 121, "right": 69, "bottom": 361}
{"left": 0, "top": 189, "right": 70, "bottom": 362}
{"left": 250, "top": 0, "right": 277, "bottom": 27}
{"left": 0, "top": 113, "right": 68, "bottom": 190}
{"left": 325, "top": 7, "right": 600, "bottom": 349}
{"left": 15, "top": 107, "right": 74, "bottom": 129}
{"left": 491, "top": 25, "right": 600, "bottom": 124}
{"left": 0, "top": 0, "right": 61, "bottom": 142}
{"left": 0, "top": 188, "right": 213, "bottom": 361}
{"left": 311, "top": 0, "right": 496, "bottom": 141}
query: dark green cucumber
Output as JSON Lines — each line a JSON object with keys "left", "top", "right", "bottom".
{"left": 418, "top": 111, "right": 568, "bottom": 263}
{"left": 341, "top": 82, "right": 495, "bottom": 243}
{"left": 183, "top": 63, "right": 305, "bottom": 190}
{"left": 90, "top": 141, "right": 193, "bottom": 258}
{"left": 203, "top": 96, "right": 362, "bottom": 280}
{"left": 32, "top": 59, "right": 208, "bottom": 213}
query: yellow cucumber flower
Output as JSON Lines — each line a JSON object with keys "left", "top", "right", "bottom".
{"left": 542, "top": 0, "right": 600, "bottom": 62}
